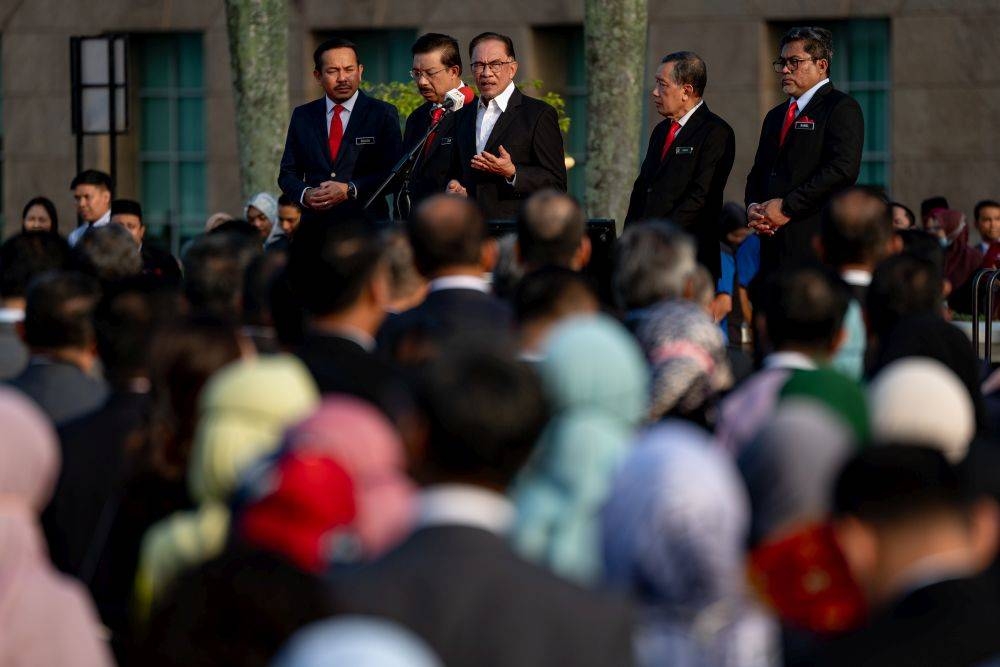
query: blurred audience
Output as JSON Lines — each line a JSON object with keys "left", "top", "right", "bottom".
{"left": 273, "top": 617, "right": 442, "bottom": 667}
{"left": 516, "top": 189, "right": 591, "bottom": 272}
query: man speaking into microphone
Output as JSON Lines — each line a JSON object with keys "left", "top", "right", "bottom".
{"left": 400, "top": 34, "right": 474, "bottom": 217}
{"left": 447, "top": 32, "right": 567, "bottom": 220}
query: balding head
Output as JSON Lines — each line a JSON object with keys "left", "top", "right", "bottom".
{"left": 821, "top": 187, "right": 893, "bottom": 270}
{"left": 516, "top": 190, "right": 589, "bottom": 270}
{"left": 408, "top": 194, "right": 489, "bottom": 277}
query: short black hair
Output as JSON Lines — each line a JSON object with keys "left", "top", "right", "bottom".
{"left": 779, "top": 26, "right": 834, "bottom": 64}
{"left": 313, "top": 37, "right": 360, "bottom": 71}
{"left": 95, "top": 279, "right": 180, "bottom": 387}
{"left": 719, "top": 201, "right": 748, "bottom": 236}
{"left": 0, "top": 232, "right": 70, "bottom": 299}
{"left": 111, "top": 198, "right": 143, "bottom": 222}
{"left": 23, "top": 270, "right": 100, "bottom": 350}
{"left": 412, "top": 33, "right": 462, "bottom": 74}
{"left": 21, "top": 196, "right": 59, "bottom": 231}
{"left": 920, "top": 196, "right": 949, "bottom": 218}
{"left": 834, "top": 446, "right": 969, "bottom": 527}
{"left": 760, "top": 265, "right": 848, "bottom": 351}
{"left": 72, "top": 224, "right": 143, "bottom": 284}
{"left": 890, "top": 201, "right": 916, "bottom": 228}
{"left": 209, "top": 218, "right": 260, "bottom": 241}
{"left": 514, "top": 266, "right": 598, "bottom": 325}
{"left": 974, "top": 199, "right": 1000, "bottom": 222}
{"left": 866, "top": 253, "right": 944, "bottom": 339}
{"left": 516, "top": 190, "right": 585, "bottom": 269}
{"left": 70, "top": 169, "right": 113, "bottom": 193}
{"left": 469, "top": 32, "right": 515, "bottom": 60}
{"left": 287, "top": 219, "right": 385, "bottom": 317}
{"left": 407, "top": 195, "right": 486, "bottom": 277}
{"left": 182, "top": 231, "right": 261, "bottom": 321}
{"left": 821, "top": 187, "right": 893, "bottom": 268}
{"left": 416, "top": 348, "right": 549, "bottom": 488}
{"left": 661, "top": 51, "right": 707, "bottom": 97}
{"left": 277, "top": 194, "right": 301, "bottom": 210}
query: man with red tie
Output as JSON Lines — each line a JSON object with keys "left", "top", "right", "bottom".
{"left": 279, "top": 38, "right": 402, "bottom": 223}
{"left": 625, "top": 51, "right": 735, "bottom": 278}
{"left": 746, "top": 27, "right": 864, "bottom": 275}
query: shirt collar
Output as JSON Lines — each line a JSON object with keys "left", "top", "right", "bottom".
{"left": 792, "top": 78, "right": 830, "bottom": 113}
{"left": 428, "top": 275, "right": 490, "bottom": 294}
{"left": 93, "top": 209, "right": 112, "bottom": 227}
{"left": 326, "top": 89, "right": 360, "bottom": 116}
{"left": 841, "top": 269, "right": 873, "bottom": 287}
{"left": 416, "top": 484, "right": 515, "bottom": 534}
{"left": 320, "top": 324, "right": 376, "bottom": 352}
{"left": 676, "top": 99, "right": 704, "bottom": 127}
{"left": 480, "top": 81, "right": 516, "bottom": 113}
{"left": 0, "top": 307, "right": 24, "bottom": 324}
{"left": 763, "top": 351, "right": 818, "bottom": 371}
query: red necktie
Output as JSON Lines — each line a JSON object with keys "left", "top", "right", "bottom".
{"left": 424, "top": 107, "right": 445, "bottom": 157}
{"left": 328, "top": 103, "right": 344, "bottom": 162}
{"left": 660, "top": 121, "right": 681, "bottom": 161}
{"left": 779, "top": 100, "right": 798, "bottom": 147}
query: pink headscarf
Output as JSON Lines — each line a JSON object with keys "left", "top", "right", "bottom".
{"left": 278, "top": 396, "right": 416, "bottom": 559}
{"left": 0, "top": 387, "right": 114, "bottom": 666}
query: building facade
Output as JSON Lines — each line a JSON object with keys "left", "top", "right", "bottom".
{"left": 0, "top": 0, "right": 995, "bottom": 239}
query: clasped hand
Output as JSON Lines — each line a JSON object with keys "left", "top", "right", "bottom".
{"left": 747, "top": 199, "right": 790, "bottom": 236}
{"left": 305, "top": 181, "right": 349, "bottom": 210}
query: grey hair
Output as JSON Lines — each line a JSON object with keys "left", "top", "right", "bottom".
{"left": 660, "top": 51, "right": 707, "bottom": 97}
{"left": 613, "top": 220, "right": 697, "bottom": 311}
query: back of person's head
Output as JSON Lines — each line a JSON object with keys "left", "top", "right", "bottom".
{"left": 866, "top": 253, "right": 943, "bottom": 339}
{"left": 0, "top": 232, "right": 70, "bottom": 301}
{"left": 759, "top": 265, "right": 848, "bottom": 354}
{"left": 209, "top": 218, "right": 260, "bottom": 240}
{"left": 273, "top": 617, "right": 442, "bottom": 667}
{"left": 23, "top": 270, "right": 100, "bottom": 351}
{"left": 821, "top": 187, "right": 893, "bottom": 269}
{"left": 242, "top": 249, "right": 288, "bottom": 328}
{"left": 382, "top": 228, "right": 426, "bottom": 306}
{"left": 416, "top": 348, "right": 549, "bottom": 489}
{"left": 514, "top": 267, "right": 599, "bottom": 327}
{"left": 407, "top": 195, "right": 487, "bottom": 277}
{"left": 70, "top": 169, "right": 113, "bottom": 193}
{"left": 895, "top": 229, "right": 944, "bottom": 269}
{"left": 516, "top": 190, "right": 588, "bottom": 270}
{"left": 287, "top": 219, "right": 386, "bottom": 317}
{"left": 182, "top": 231, "right": 261, "bottom": 320}
{"left": 613, "top": 220, "right": 696, "bottom": 311}
{"left": 72, "top": 223, "right": 143, "bottom": 284}
{"left": 920, "top": 196, "right": 949, "bottom": 220}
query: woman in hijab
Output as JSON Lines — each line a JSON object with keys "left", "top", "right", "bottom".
{"left": 0, "top": 387, "right": 113, "bottom": 666}
{"left": 511, "top": 314, "right": 649, "bottom": 584}
{"left": 924, "top": 208, "right": 982, "bottom": 314}
{"left": 602, "top": 421, "right": 779, "bottom": 667}
{"left": 245, "top": 192, "right": 285, "bottom": 250}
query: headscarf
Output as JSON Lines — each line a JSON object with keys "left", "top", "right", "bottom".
{"left": 602, "top": 420, "right": 778, "bottom": 667}
{"left": 137, "top": 355, "right": 320, "bottom": 612}
{"left": 868, "top": 357, "right": 974, "bottom": 462}
{"left": 245, "top": 192, "right": 282, "bottom": 247}
{"left": 636, "top": 299, "right": 733, "bottom": 424}
{"left": 512, "top": 314, "right": 648, "bottom": 584}
{"left": 778, "top": 368, "right": 869, "bottom": 444}
{"left": 238, "top": 396, "right": 415, "bottom": 568}
{"left": 0, "top": 387, "right": 113, "bottom": 666}
{"left": 932, "top": 209, "right": 983, "bottom": 289}
{"left": 273, "top": 617, "right": 443, "bottom": 667}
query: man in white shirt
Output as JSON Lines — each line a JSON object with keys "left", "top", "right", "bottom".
{"left": 67, "top": 169, "right": 112, "bottom": 247}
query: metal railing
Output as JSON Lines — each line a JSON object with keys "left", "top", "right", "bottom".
{"left": 972, "top": 269, "right": 1000, "bottom": 365}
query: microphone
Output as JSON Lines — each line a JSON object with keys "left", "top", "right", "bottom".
{"left": 442, "top": 86, "right": 475, "bottom": 112}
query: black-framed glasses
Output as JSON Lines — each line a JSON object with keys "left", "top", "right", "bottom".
{"left": 470, "top": 60, "right": 515, "bottom": 74}
{"left": 409, "top": 67, "right": 447, "bottom": 81}
{"left": 772, "top": 57, "right": 818, "bottom": 73}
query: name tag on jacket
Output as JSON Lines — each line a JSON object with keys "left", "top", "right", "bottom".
{"left": 675, "top": 146, "right": 694, "bottom": 155}
{"left": 356, "top": 136, "right": 376, "bottom": 145}
{"left": 794, "top": 121, "right": 815, "bottom": 131}
{"left": 440, "top": 137, "right": 453, "bottom": 146}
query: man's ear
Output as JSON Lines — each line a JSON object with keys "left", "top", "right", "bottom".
{"left": 829, "top": 323, "right": 848, "bottom": 355}
{"left": 480, "top": 237, "right": 499, "bottom": 273}
{"left": 812, "top": 235, "right": 826, "bottom": 264}
{"left": 369, "top": 261, "right": 392, "bottom": 309}
{"left": 573, "top": 236, "right": 592, "bottom": 271}
{"left": 969, "top": 497, "right": 1000, "bottom": 571}
{"left": 831, "top": 516, "right": 879, "bottom": 597}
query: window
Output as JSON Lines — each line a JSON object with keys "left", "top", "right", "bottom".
{"left": 318, "top": 29, "right": 417, "bottom": 84}
{"left": 772, "top": 20, "right": 891, "bottom": 188}
{"left": 134, "top": 33, "right": 206, "bottom": 241}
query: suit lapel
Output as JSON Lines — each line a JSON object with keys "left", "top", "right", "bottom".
{"left": 655, "top": 103, "right": 708, "bottom": 176}
{"left": 484, "top": 87, "right": 523, "bottom": 155}
{"left": 777, "top": 82, "right": 832, "bottom": 157}
{"left": 334, "top": 90, "right": 370, "bottom": 170}
{"left": 422, "top": 105, "right": 457, "bottom": 165}
{"left": 310, "top": 97, "right": 334, "bottom": 173}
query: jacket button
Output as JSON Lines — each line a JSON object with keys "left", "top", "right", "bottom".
{"left": 330, "top": 172, "right": 336, "bottom": 178}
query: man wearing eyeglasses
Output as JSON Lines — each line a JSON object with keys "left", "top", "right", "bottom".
{"left": 278, "top": 37, "right": 402, "bottom": 223}
{"left": 400, "top": 33, "right": 473, "bottom": 217}
{"left": 624, "top": 51, "right": 735, "bottom": 279}
{"left": 745, "top": 26, "right": 864, "bottom": 275}
{"left": 447, "top": 32, "right": 567, "bottom": 220}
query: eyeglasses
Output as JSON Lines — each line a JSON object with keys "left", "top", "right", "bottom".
{"left": 772, "top": 57, "right": 819, "bottom": 73}
{"left": 409, "top": 67, "right": 447, "bottom": 81}
{"left": 470, "top": 60, "right": 515, "bottom": 74}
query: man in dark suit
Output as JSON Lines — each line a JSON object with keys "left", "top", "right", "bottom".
{"left": 746, "top": 26, "right": 864, "bottom": 275}
{"left": 817, "top": 446, "right": 1000, "bottom": 667}
{"left": 111, "top": 199, "right": 182, "bottom": 286}
{"left": 278, "top": 37, "right": 403, "bottom": 223}
{"left": 399, "top": 33, "right": 472, "bottom": 218}
{"left": 625, "top": 51, "right": 735, "bottom": 279}
{"left": 331, "top": 348, "right": 635, "bottom": 667}
{"left": 446, "top": 32, "right": 567, "bottom": 220}
{"left": 377, "top": 194, "right": 513, "bottom": 361}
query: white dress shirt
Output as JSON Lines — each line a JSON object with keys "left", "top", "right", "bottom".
{"left": 791, "top": 77, "right": 830, "bottom": 115}
{"left": 67, "top": 209, "right": 111, "bottom": 247}
{"left": 300, "top": 90, "right": 361, "bottom": 206}
{"left": 476, "top": 82, "right": 516, "bottom": 154}
{"left": 416, "top": 484, "right": 515, "bottom": 535}
{"left": 675, "top": 99, "right": 704, "bottom": 127}
{"left": 427, "top": 275, "right": 491, "bottom": 294}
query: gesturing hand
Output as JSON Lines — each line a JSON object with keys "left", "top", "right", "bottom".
{"left": 471, "top": 145, "right": 516, "bottom": 179}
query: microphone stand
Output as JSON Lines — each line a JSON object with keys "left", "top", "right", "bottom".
{"left": 363, "top": 108, "right": 451, "bottom": 217}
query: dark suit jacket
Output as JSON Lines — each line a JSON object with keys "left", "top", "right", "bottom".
{"left": 278, "top": 91, "right": 403, "bottom": 222}
{"left": 400, "top": 101, "right": 468, "bottom": 215}
{"left": 453, "top": 87, "right": 567, "bottom": 220}
{"left": 141, "top": 242, "right": 182, "bottom": 286}
{"left": 377, "top": 286, "right": 514, "bottom": 360}
{"left": 816, "top": 574, "right": 1000, "bottom": 667}
{"left": 625, "top": 103, "right": 736, "bottom": 278}
{"left": 7, "top": 357, "right": 108, "bottom": 425}
{"left": 331, "top": 524, "right": 635, "bottom": 667}
{"left": 745, "top": 83, "right": 864, "bottom": 273}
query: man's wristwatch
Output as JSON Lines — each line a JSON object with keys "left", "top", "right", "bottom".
{"left": 347, "top": 182, "right": 358, "bottom": 200}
